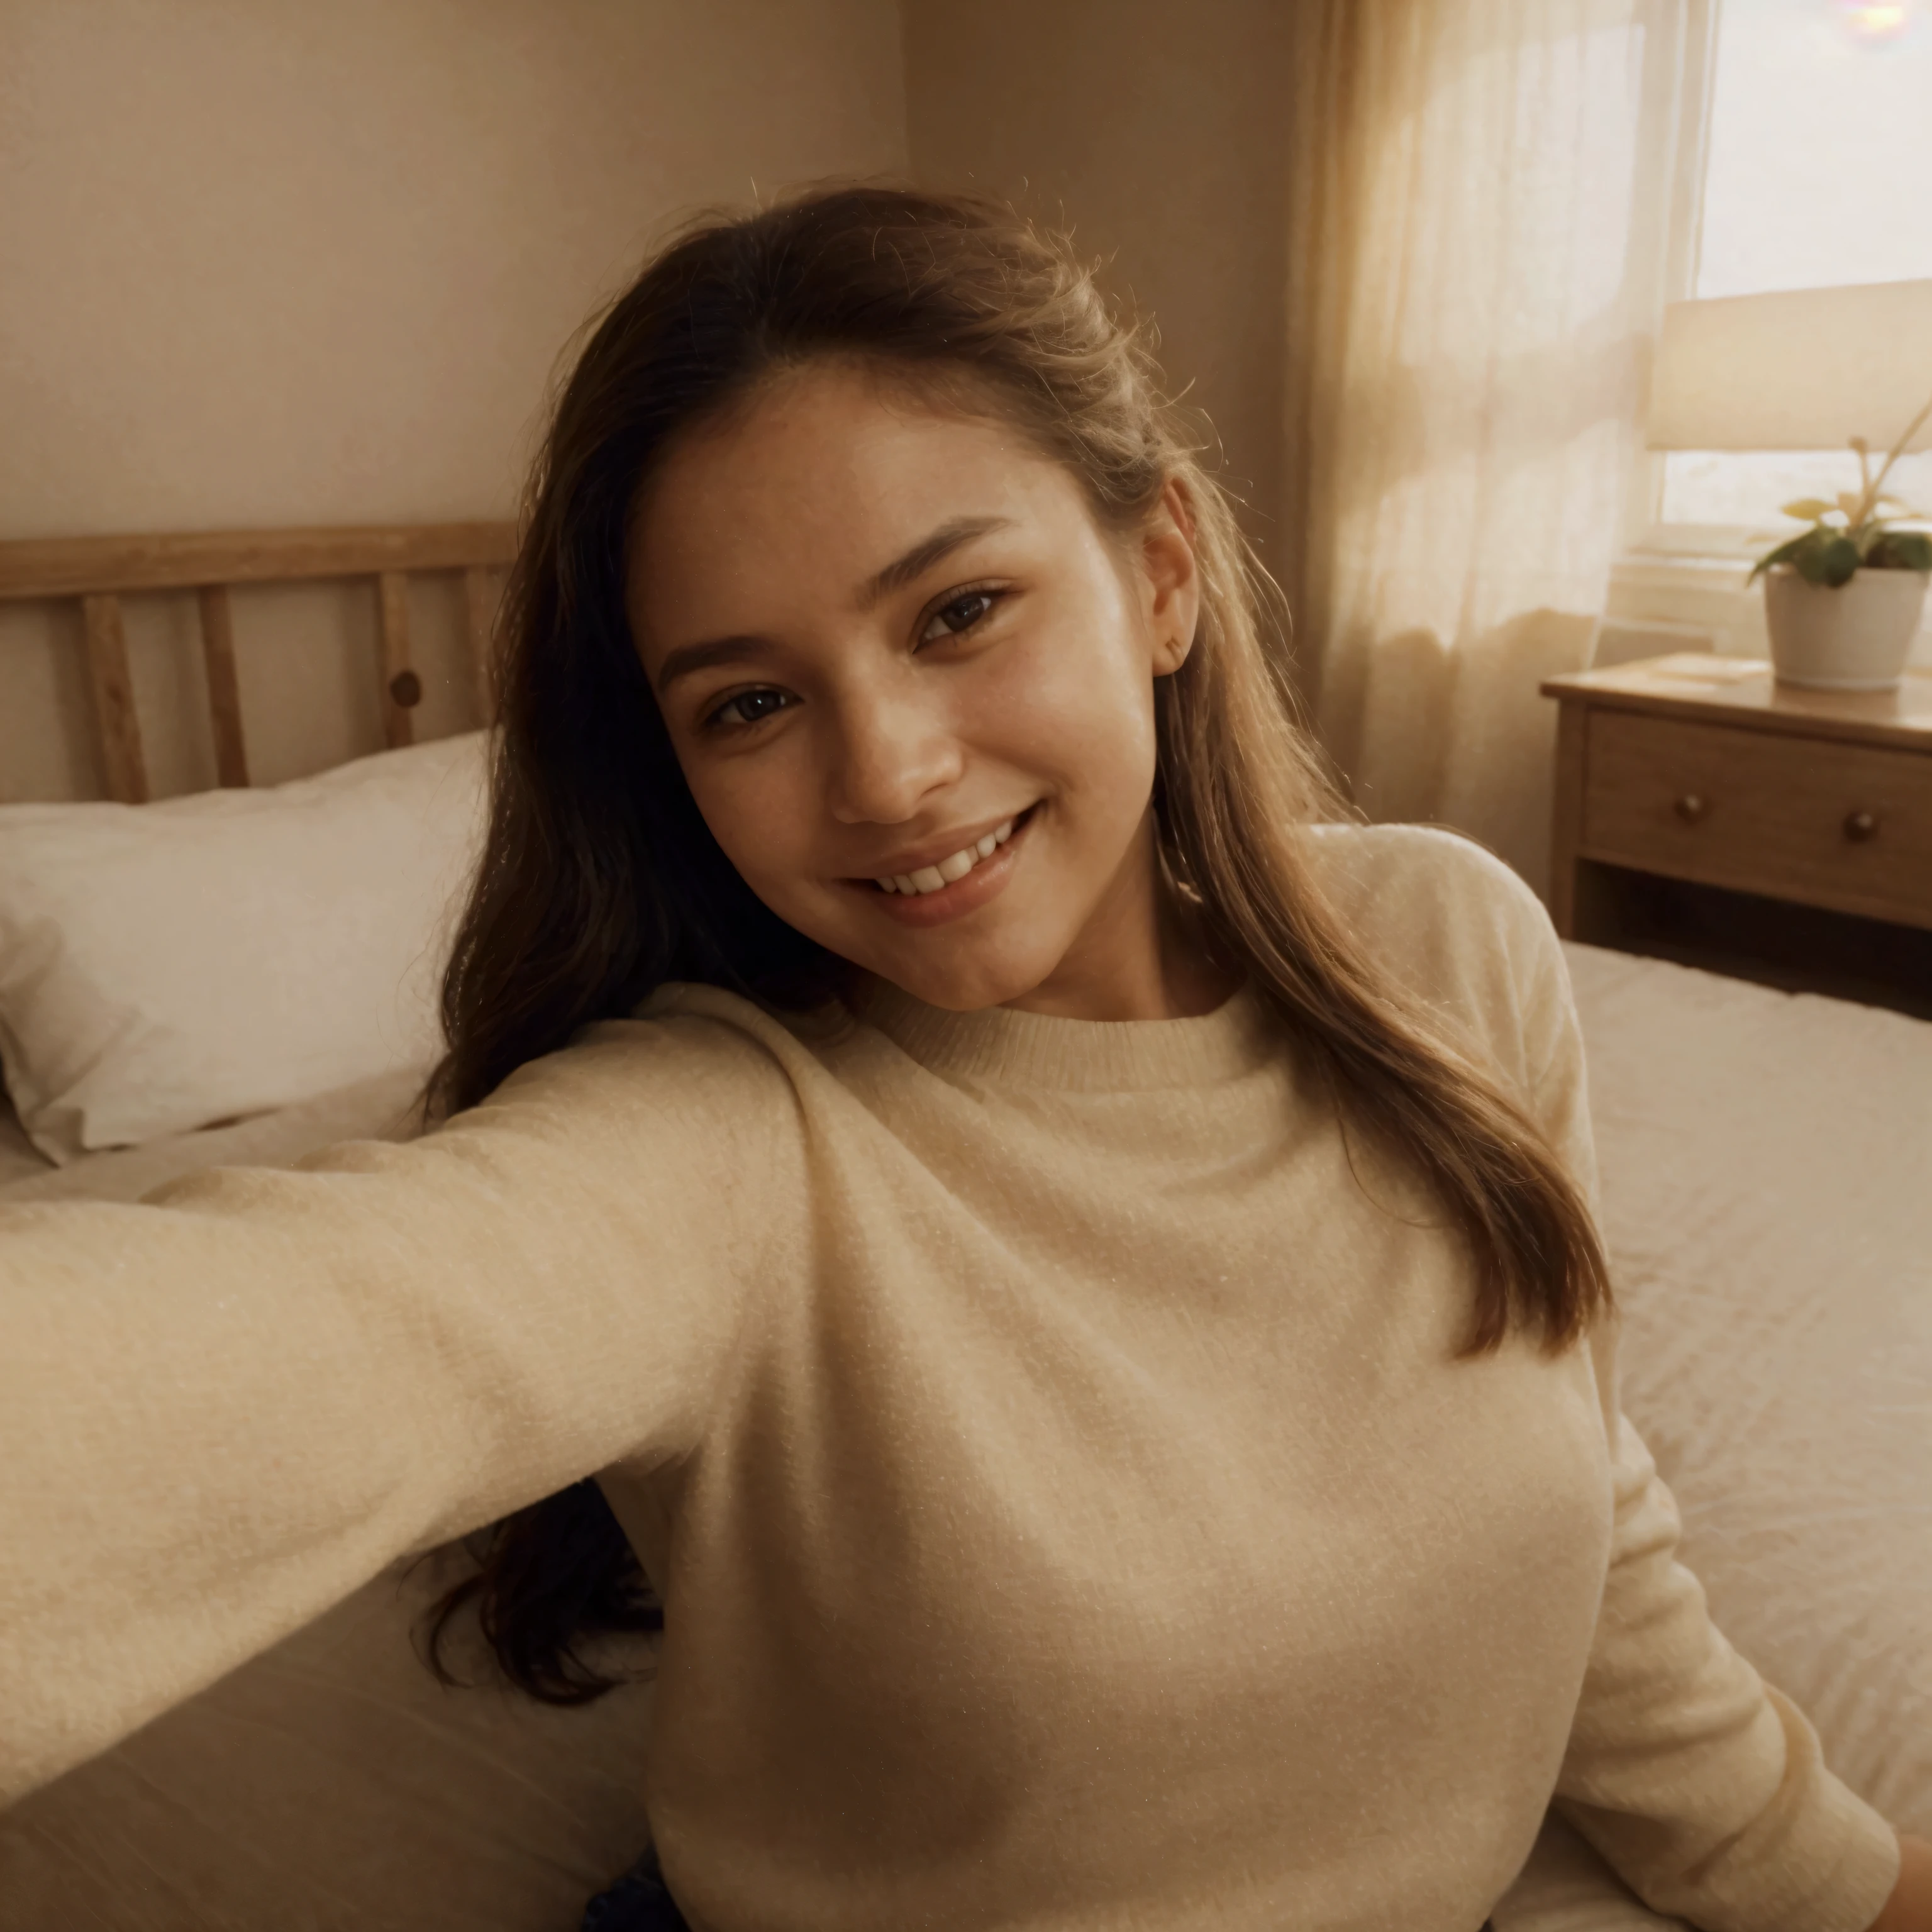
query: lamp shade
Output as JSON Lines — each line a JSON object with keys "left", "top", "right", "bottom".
{"left": 1646, "top": 279, "right": 1932, "bottom": 452}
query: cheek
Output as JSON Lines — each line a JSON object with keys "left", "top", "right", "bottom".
{"left": 991, "top": 608, "right": 1160, "bottom": 805}
{"left": 680, "top": 748, "right": 821, "bottom": 903}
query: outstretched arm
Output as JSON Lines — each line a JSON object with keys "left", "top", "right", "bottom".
{"left": 0, "top": 1011, "right": 804, "bottom": 1803}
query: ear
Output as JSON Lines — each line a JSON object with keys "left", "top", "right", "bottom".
{"left": 1138, "top": 477, "right": 1201, "bottom": 678}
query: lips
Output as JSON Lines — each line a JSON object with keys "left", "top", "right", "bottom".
{"left": 849, "top": 804, "right": 1036, "bottom": 892}
{"left": 843, "top": 804, "right": 1038, "bottom": 925}
{"left": 872, "top": 816, "right": 1017, "bottom": 896}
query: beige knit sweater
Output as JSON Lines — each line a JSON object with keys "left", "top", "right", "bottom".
{"left": 0, "top": 825, "right": 1901, "bottom": 1932}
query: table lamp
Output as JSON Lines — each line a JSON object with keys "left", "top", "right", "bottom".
{"left": 1646, "top": 278, "right": 1932, "bottom": 691}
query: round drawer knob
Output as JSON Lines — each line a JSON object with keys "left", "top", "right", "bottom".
{"left": 388, "top": 669, "right": 423, "bottom": 709}
{"left": 1673, "top": 792, "right": 1709, "bottom": 824}
{"left": 1843, "top": 809, "right": 1879, "bottom": 843}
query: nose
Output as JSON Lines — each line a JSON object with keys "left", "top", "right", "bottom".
{"left": 826, "top": 677, "right": 963, "bottom": 826}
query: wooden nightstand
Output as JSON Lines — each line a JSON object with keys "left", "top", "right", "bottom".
{"left": 1540, "top": 653, "right": 1932, "bottom": 1017}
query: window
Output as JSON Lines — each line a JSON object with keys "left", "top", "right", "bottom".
{"left": 1658, "top": 0, "right": 1932, "bottom": 533}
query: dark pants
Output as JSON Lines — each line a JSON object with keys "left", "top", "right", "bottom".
{"left": 581, "top": 1847, "right": 691, "bottom": 1932}
{"left": 582, "top": 1851, "right": 1499, "bottom": 1931}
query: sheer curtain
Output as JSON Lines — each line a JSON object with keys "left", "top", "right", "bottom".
{"left": 1279, "top": 0, "right": 1704, "bottom": 895}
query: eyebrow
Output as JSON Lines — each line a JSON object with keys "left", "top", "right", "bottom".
{"left": 858, "top": 514, "right": 1013, "bottom": 611}
{"left": 652, "top": 513, "right": 1014, "bottom": 696}
{"left": 653, "top": 634, "right": 765, "bottom": 695}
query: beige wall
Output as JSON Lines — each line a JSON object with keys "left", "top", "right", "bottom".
{"left": 1, "top": 0, "right": 906, "bottom": 798}
{"left": 901, "top": 0, "right": 1292, "bottom": 579}
{"left": 6, "top": 1, "right": 1296, "bottom": 802}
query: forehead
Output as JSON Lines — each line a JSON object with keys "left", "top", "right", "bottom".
{"left": 626, "top": 364, "right": 1086, "bottom": 638}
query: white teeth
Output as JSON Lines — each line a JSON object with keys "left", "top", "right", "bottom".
{"left": 875, "top": 814, "right": 1026, "bottom": 895}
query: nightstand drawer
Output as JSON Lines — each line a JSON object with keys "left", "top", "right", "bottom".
{"left": 1581, "top": 709, "right": 1932, "bottom": 930}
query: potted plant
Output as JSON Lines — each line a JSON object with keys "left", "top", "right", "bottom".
{"left": 1749, "top": 389, "right": 1932, "bottom": 691}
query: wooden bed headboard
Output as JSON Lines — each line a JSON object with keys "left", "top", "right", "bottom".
{"left": 0, "top": 523, "right": 516, "bottom": 803}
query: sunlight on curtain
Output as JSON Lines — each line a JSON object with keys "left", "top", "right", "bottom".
{"left": 1281, "top": 0, "right": 1697, "bottom": 894}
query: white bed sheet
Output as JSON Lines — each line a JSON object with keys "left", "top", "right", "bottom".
{"left": 1481, "top": 945, "right": 1932, "bottom": 1932}
{"left": 1563, "top": 943, "right": 1932, "bottom": 1837}
{"left": 1, "top": 947, "right": 1926, "bottom": 1931}
{"left": 0, "top": 1063, "right": 431, "bottom": 1206}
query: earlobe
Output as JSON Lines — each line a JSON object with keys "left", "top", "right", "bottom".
{"left": 1152, "top": 626, "right": 1194, "bottom": 677}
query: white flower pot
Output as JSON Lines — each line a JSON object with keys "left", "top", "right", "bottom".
{"left": 1762, "top": 565, "right": 1929, "bottom": 692}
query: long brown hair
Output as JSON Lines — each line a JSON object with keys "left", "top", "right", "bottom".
{"left": 423, "top": 183, "right": 1611, "bottom": 1704}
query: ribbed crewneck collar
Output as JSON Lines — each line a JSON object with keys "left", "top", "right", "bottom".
{"left": 852, "top": 979, "right": 1277, "bottom": 1092}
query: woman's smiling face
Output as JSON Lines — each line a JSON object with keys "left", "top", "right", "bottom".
{"left": 627, "top": 360, "right": 1204, "bottom": 1019}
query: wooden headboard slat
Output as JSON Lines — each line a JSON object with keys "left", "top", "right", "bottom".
{"left": 462, "top": 565, "right": 499, "bottom": 719}
{"left": 1, "top": 523, "right": 514, "bottom": 801}
{"left": 80, "top": 595, "right": 149, "bottom": 804}
{"left": 0, "top": 522, "right": 516, "bottom": 602}
{"left": 196, "top": 586, "right": 250, "bottom": 787}
{"left": 377, "top": 572, "right": 416, "bottom": 751}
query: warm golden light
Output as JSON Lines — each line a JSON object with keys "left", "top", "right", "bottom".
{"left": 1835, "top": 0, "right": 1913, "bottom": 42}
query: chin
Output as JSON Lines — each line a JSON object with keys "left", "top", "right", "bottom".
{"left": 869, "top": 943, "right": 1062, "bottom": 1014}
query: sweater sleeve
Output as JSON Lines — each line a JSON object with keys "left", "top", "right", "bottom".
{"left": 0, "top": 1010, "right": 806, "bottom": 1806}
{"left": 1518, "top": 924, "right": 1903, "bottom": 1932}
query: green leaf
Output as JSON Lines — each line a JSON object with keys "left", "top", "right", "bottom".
{"left": 1867, "top": 530, "right": 1932, "bottom": 573}
{"left": 1749, "top": 532, "right": 1809, "bottom": 582}
{"left": 1779, "top": 497, "right": 1837, "bottom": 521}
{"left": 1794, "top": 532, "right": 1862, "bottom": 587}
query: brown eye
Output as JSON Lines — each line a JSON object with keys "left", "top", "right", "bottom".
{"left": 919, "top": 590, "right": 998, "bottom": 645}
{"left": 710, "top": 688, "right": 791, "bottom": 728}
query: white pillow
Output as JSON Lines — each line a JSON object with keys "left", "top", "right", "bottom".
{"left": 0, "top": 732, "right": 489, "bottom": 1163}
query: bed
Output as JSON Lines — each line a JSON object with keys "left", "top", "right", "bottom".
{"left": 0, "top": 527, "right": 1926, "bottom": 1932}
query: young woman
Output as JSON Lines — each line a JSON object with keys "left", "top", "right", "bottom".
{"left": 3, "top": 187, "right": 1926, "bottom": 1932}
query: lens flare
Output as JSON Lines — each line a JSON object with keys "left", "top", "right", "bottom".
{"left": 1835, "top": 0, "right": 1913, "bottom": 42}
